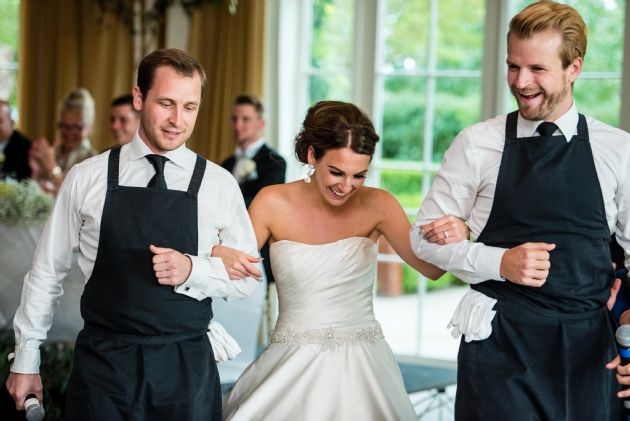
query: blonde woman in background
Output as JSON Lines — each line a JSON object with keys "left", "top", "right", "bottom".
{"left": 30, "top": 87, "right": 98, "bottom": 194}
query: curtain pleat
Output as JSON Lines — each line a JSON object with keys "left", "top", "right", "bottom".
{"left": 187, "top": 0, "right": 266, "bottom": 164}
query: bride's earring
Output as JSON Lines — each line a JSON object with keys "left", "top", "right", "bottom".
{"left": 304, "top": 165, "right": 315, "bottom": 183}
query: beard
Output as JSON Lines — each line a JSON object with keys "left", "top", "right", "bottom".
{"left": 511, "top": 75, "right": 571, "bottom": 121}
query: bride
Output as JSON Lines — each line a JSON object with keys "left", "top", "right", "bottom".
{"left": 215, "top": 101, "right": 467, "bottom": 420}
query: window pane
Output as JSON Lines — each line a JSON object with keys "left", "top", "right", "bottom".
{"left": 381, "top": 76, "right": 426, "bottom": 161}
{"left": 382, "top": 0, "right": 430, "bottom": 70}
{"left": 0, "top": 0, "right": 20, "bottom": 104}
{"left": 437, "top": 0, "right": 485, "bottom": 70}
{"left": 380, "top": 168, "right": 423, "bottom": 209}
{"left": 574, "top": 78, "right": 622, "bottom": 126}
{"left": 308, "top": 74, "right": 352, "bottom": 104}
{"left": 433, "top": 77, "right": 482, "bottom": 162}
{"left": 310, "top": 0, "right": 355, "bottom": 70}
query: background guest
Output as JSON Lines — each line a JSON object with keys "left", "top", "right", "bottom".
{"left": 109, "top": 94, "right": 140, "bottom": 147}
{"left": 221, "top": 94, "right": 286, "bottom": 287}
{"left": 29, "top": 88, "right": 97, "bottom": 194}
{"left": 0, "top": 100, "right": 31, "bottom": 181}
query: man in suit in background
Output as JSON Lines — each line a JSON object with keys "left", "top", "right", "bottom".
{"left": 0, "top": 100, "right": 31, "bottom": 180}
{"left": 221, "top": 94, "right": 286, "bottom": 286}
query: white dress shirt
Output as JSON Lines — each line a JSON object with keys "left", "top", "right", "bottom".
{"left": 12, "top": 133, "right": 260, "bottom": 373}
{"left": 412, "top": 102, "right": 630, "bottom": 284}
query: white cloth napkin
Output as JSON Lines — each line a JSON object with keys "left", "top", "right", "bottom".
{"left": 447, "top": 288, "right": 497, "bottom": 342}
{"left": 207, "top": 320, "right": 241, "bottom": 363}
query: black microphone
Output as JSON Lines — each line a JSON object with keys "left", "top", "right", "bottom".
{"left": 7, "top": 353, "right": 45, "bottom": 421}
{"left": 616, "top": 325, "right": 630, "bottom": 420}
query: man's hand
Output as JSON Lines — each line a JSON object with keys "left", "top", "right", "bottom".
{"left": 211, "top": 245, "right": 262, "bottom": 281}
{"left": 608, "top": 278, "right": 622, "bottom": 311}
{"left": 606, "top": 354, "right": 630, "bottom": 398}
{"left": 499, "top": 242, "right": 555, "bottom": 287}
{"left": 5, "top": 373, "right": 43, "bottom": 411}
{"left": 150, "top": 245, "right": 192, "bottom": 286}
{"left": 421, "top": 215, "right": 469, "bottom": 245}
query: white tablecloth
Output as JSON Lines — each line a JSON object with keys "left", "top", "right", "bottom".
{"left": 0, "top": 222, "right": 84, "bottom": 341}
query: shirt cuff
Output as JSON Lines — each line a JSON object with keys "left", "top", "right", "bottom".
{"left": 175, "top": 255, "right": 230, "bottom": 300}
{"left": 476, "top": 246, "right": 507, "bottom": 282}
{"left": 10, "top": 345, "right": 40, "bottom": 374}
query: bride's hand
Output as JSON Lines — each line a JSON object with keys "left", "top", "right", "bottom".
{"left": 421, "top": 215, "right": 469, "bottom": 245}
{"left": 211, "top": 245, "right": 263, "bottom": 281}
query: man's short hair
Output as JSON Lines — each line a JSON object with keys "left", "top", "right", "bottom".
{"left": 111, "top": 94, "right": 134, "bottom": 108}
{"left": 233, "top": 94, "right": 264, "bottom": 118}
{"left": 508, "top": 0, "right": 587, "bottom": 68}
{"left": 136, "top": 48, "right": 207, "bottom": 99}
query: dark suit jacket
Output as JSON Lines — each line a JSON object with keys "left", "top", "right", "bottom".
{"left": 221, "top": 143, "right": 286, "bottom": 283}
{"left": 2, "top": 129, "right": 31, "bottom": 180}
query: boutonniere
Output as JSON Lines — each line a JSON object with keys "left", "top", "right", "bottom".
{"left": 0, "top": 151, "right": 5, "bottom": 165}
{"left": 237, "top": 159, "right": 258, "bottom": 183}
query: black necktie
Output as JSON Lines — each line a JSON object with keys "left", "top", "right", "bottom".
{"left": 145, "top": 154, "right": 168, "bottom": 190}
{"left": 536, "top": 121, "right": 558, "bottom": 138}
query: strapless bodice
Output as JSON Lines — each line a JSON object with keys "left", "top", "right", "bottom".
{"left": 270, "top": 237, "right": 378, "bottom": 330}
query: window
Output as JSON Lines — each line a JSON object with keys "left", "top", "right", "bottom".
{"left": 0, "top": 0, "right": 20, "bottom": 107}
{"left": 306, "top": 0, "right": 355, "bottom": 103}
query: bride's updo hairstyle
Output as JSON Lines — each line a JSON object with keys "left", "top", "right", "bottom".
{"left": 295, "top": 101, "right": 380, "bottom": 163}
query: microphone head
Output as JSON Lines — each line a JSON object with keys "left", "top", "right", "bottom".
{"left": 25, "top": 405, "right": 45, "bottom": 421}
{"left": 24, "top": 396, "right": 45, "bottom": 421}
{"left": 616, "top": 325, "right": 630, "bottom": 348}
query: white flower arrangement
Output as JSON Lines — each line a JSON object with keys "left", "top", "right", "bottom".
{"left": 0, "top": 178, "right": 53, "bottom": 225}
{"left": 236, "top": 159, "right": 258, "bottom": 183}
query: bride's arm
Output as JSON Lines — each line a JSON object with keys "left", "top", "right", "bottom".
{"left": 374, "top": 190, "right": 468, "bottom": 280}
{"left": 248, "top": 186, "right": 274, "bottom": 250}
{"left": 211, "top": 186, "right": 277, "bottom": 279}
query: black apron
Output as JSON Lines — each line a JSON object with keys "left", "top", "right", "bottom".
{"left": 64, "top": 148, "right": 221, "bottom": 420}
{"left": 455, "top": 112, "right": 619, "bottom": 420}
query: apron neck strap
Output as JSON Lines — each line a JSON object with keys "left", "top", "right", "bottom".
{"left": 107, "top": 147, "right": 122, "bottom": 187}
{"left": 187, "top": 155, "right": 206, "bottom": 196}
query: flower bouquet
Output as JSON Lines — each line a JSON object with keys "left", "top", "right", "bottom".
{"left": 0, "top": 179, "right": 53, "bottom": 225}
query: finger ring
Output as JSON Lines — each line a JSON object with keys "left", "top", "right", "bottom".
{"left": 444, "top": 230, "right": 449, "bottom": 239}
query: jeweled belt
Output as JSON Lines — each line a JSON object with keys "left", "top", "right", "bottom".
{"left": 270, "top": 324, "right": 384, "bottom": 349}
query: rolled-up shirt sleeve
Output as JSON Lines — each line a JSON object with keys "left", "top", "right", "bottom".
{"left": 176, "top": 182, "right": 260, "bottom": 301}
{"left": 12, "top": 167, "right": 82, "bottom": 373}
{"left": 410, "top": 128, "right": 507, "bottom": 284}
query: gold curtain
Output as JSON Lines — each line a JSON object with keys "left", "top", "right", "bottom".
{"left": 19, "top": 0, "right": 135, "bottom": 152}
{"left": 187, "top": 0, "right": 266, "bottom": 164}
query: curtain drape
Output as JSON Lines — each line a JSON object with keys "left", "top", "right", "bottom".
{"left": 19, "top": 0, "right": 135, "bottom": 152}
{"left": 187, "top": 0, "right": 266, "bottom": 164}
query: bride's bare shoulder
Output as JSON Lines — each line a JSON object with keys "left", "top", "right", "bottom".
{"left": 251, "top": 181, "right": 301, "bottom": 210}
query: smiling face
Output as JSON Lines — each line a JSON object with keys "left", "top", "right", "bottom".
{"left": 110, "top": 103, "right": 140, "bottom": 146}
{"left": 308, "top": 146, "right": 370, "bottom": 207}
{"left": 133, "top": 65, "right": 202, "bottom": 154}
{"left": 507, "top": 29, "right": 581, "bottom": 122}
{"left": 58, "top": 110, "right": 90, "bottom": 151}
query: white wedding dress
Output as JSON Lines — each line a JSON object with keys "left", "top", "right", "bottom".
{"left": 223, "top": 237, "right": 416, "bottom": 421}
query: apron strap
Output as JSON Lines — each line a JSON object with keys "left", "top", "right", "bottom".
{"left": 187, "top": 155, "right": 206, "bottom": 196}
{"left": 107, "top": 146, "right": 122, "bottom": 188}
{"left": 576, "top": 113, "right": 589, "bottom": 138}
{"left": 505, "top": 111, "right": 519, "bottom": 139}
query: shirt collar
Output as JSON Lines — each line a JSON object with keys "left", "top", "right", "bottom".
{"left": 128, "top": 131, "right": 195, "bottom": 169}
{"left": 516, "top": 101, "right": 579, "bottom": 140}
{"left": 235, "top": 137, "right": 266, "bottom": 160}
